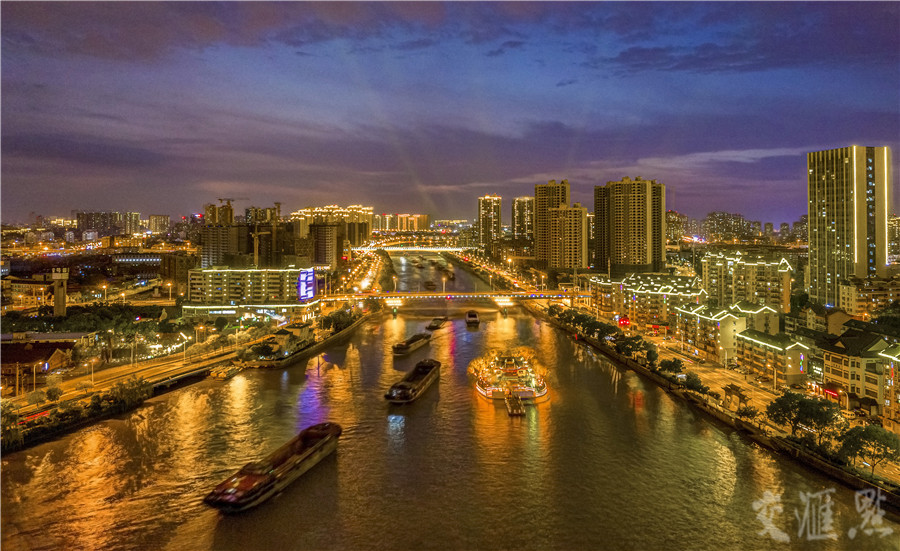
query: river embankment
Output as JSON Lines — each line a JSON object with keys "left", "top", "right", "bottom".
{"left": 519, "top": 299, "right": 900, "bottom": 515}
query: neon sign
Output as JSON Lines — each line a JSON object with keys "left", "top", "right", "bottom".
{"left": 298, "top": 269, "right": 315, "bottom": 301}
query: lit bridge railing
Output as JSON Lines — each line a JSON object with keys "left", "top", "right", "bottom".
{"left": 321, "top": 291, "right": 591, "bottom": 302}
{"left": 352, "top": 246, "right": 467, "bottom": 252}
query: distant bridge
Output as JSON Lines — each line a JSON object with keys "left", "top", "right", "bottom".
{"left": 321, "top": 290, "right": 591, "bottom": 302}
{"left": 352, "top": 245, "right": 466, "bottom": 252}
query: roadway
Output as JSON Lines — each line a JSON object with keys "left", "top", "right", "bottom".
{"left": 9, "top": 348, "right": 236, "bottom": 417}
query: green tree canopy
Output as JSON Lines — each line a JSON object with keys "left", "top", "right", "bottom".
{"left": 796, "top": 398, "right": 847, "bottom": 447}
{"left": 839, "top": 425, "right": 900, "bottom": 476}
{"left": 45, "top": 386, "right": 64, "bottom": 402}
{"left": 659, "top": 358, "right": 683, "bottom": 373}
{"left": 765, "top": 391, "right": 805, "bottom": 437}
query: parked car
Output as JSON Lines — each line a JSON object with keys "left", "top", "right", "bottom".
{"left": 865, "top": 417, "right": 883, "bottom": 427}
{"left": 841, "top": 411, "right": 857, "bottom": 420}
{"left": 789, "top": 383, "right": 805, "bottom": 390}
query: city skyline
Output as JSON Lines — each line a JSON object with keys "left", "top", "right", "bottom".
{"left": 2, "top": 2, "right": 898, "bottom": 225}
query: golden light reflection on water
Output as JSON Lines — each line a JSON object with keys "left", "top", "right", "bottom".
{"left": 6, "top": 293, "right": 900, "bottom": 551}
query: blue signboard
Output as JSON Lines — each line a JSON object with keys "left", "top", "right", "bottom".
{"left": 298, "top": 269, "right": 315, "bottom": 301}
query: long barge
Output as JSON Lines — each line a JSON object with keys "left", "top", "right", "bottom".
{"left": 203, "top": 422, "right": 342, "bottom": 513}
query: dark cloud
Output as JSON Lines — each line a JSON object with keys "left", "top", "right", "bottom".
{"left": 485, "top": 40, "right": 525, "bottom": 57}
{"left": 392, "top": 38, "right": 437, "bottom": 51}
{"left": 2, "top": 133, "right": 165, "bottom": 168}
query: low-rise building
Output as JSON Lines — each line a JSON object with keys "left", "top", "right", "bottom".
{"left": 736, "top": 329, "right": 809, "bottom": 388}
{"left": 839, "top": 277, "right": 900, "bottom": 320}
{"left": 590, "top": 273, "right": 705, "bottom": 332}
{"left": 820, "top": 329, "right": 891, "bottom": 416}
{"left": 674, "top": 301, "right": 779, "bottom": 365}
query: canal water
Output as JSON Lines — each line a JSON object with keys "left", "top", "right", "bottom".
{"left": 2, "top": 255, "right": 898, "bottom": 550}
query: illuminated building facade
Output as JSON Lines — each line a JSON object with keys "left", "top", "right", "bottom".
{"left": 807, "top": 146, "right": 891, "bottom": 307}
{"left": 477, "top": 195, "right": 502, "bottom": 250}
{"left": 700, "top": 251, "right": 793, "bottom": 312}
{"left": 590, "top": 273, "right": 704, "bottom": 330}
{"left": 548, "top": 203, "right": 588, "bottom": 269}
{"left": 736, "top": 330, "right": 808, "bottom": 388}
{"left": 512, "top": 196, "right": 534, "bottom": 241}
{"left": 534, "top": 180, "right": 570, "bottom": 267}
{"left": 594, "top": 177, "right": 665, "bottom": 277}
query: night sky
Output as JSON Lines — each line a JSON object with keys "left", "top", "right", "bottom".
{"left": 2, "top": 2, "right": 898, "bottom": 225}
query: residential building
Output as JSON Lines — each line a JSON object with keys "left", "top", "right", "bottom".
{"left": 666, "top": 210, "right": 687, "bottom": 243}
{"left": 148, "top": 215, "right": 170, "bottom": 234}
{"left": 476, "top": 195, "right": 502, "bottom": 251}
{"left": 807, "top": 145, "right": 891, "bottom": 307}
{"left": 200, "top": 225, "right": 250, "bottom": 268}
{"left": 309, "top": 223, "right": 340, "bottom": 268}
{"left": 700, "top": 251, "right": 793, "bottom": 312}
{"left": 159, "top": 252, "right": 199, "bottom": 297}
{"left": 821, "top": 328, "right": 890, "bottom": 416}
{"left": 877, "top": 344, "right": 900, "bottom": 433}
{"left": 674, "top": 301, "right": 779, "bottom": 365}
{"left": 736, "top": 330, "right": 809, "bottom": 388}
{"left": 590, "top": 273, "right": 704, "bottom": 331}
{"left": 594, "top": 177, "right": 665, "bottom": 277}
{"left": 549, "top": 203, "right": 588, "bottom": 269}
{"left": 839, "top": 277, "right": 900, "bottom": 320}
{"left": 512, "top": 196, "right": 535, "bottom": 241}
{"left": 534, "top": 180, "right": 570, "bottom": 267}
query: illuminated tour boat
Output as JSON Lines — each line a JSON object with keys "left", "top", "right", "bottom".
{"left": 472, "top": 351, "right": 549, "bottom": 402}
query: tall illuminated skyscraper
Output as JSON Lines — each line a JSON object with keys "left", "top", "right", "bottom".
{"left": 512, "top": 196, "right": 534, "bottom": 241}
{"left": 594, "top": 177, "right": 665, "bottom": 277}
{"left": 477, "top": 195, "right": 502, "bottom": 250}
{"left": 807, "top": 146, "right": 891, "bottom": 307}
{"left": 549, "top": 203, "right": 588, "bottom": 269}
{"left": 535, "top": 180, "right": 570, "bottom": 267}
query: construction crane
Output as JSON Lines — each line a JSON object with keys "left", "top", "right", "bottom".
{"left": 251, "top": 224, "right": 271, "bottom": 267}
{"left": 217, "top": 197, "right": 249, "bottom": 204}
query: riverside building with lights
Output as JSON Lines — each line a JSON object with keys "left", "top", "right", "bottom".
{"left": 183, "top": 267, "right": 321, "bottom": 322}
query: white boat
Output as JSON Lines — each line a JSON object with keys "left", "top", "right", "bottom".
{"left": 465, "top": 311, "right": 480, "bottom": 327}
{"left": 473, "top": 351, "right": 548, "bottom": 401}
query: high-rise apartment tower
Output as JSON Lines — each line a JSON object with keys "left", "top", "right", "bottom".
{"left": 807, "top": 146, "right": 891, "bottom": 306}
{"left": 594, "top": 177, "right": 666, "bottom": 277}
{"left": 534, "top": 180, "right": 570, "bottom": 267}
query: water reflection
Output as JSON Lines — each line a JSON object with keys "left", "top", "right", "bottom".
{"left": 2, "top": 265, "right": 899, "bottom": 550}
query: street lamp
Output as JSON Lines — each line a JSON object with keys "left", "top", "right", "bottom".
{"left": 121, "top": 292, "right": 126, "bottom": 304}
{"left": 541, "top": 275, "right": 545, "bottom": 291}
{"left": 179, "top": 332, "right": 189, "bottom": 360}
{"left": 167, "top": 282, "right": 172, "bottom": 301}
{"left": 101, "top": 284, "right": 107, "bottom": 302}
{"left": 489, "top": 274, "right": 493, "bottom": 291}
{"left": 392, "top": 276, "right": 397, "bottom": 293}
{"left": 442, "top": 276, "right": 446, "bottom": 293}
